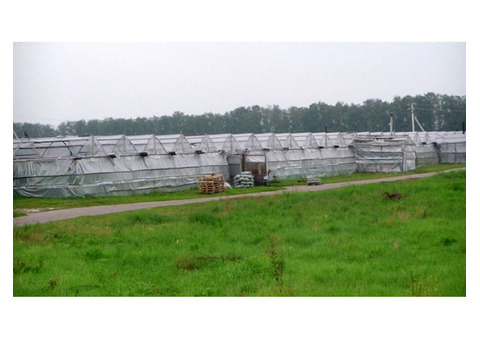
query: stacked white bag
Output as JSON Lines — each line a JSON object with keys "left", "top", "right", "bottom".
{"left": 234, "top": 171, "right": 254, "bottom": 188}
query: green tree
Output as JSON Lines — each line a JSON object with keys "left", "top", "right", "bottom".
{"left": 13, "top": 93, "right": 467, "bottom": 137}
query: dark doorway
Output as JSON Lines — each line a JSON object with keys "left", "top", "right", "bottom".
{"left": 244, "top": 154, "right": 267, "bottom": 185}
{"left": 227, "top": 155, "right": 242, "bottom": 184}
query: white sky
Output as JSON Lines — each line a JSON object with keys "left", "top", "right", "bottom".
{"left": 13, "top": 42, "right": 465, "bottom": 125}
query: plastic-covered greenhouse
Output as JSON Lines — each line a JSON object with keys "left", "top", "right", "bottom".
{"left": 13, "top": 131, "right": 466, "bottom": 197}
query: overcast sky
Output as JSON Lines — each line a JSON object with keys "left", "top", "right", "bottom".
{"left": 13, "top": 42, "right": 465, "bottom": 126}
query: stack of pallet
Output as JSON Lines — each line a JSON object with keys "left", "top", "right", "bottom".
{"left": 198, "top": 174, "right": 225, "bottom": 194}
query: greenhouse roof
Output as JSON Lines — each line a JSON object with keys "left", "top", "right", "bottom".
{"left": 13, "top": 131, "right": 466, "bottom": 160}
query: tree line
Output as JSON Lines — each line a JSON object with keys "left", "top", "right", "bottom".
{"left": 14, "top": 93, "right": 466, "bottom": 138}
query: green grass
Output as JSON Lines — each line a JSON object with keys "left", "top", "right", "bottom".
{"left": 13, "top": 163, "right": 465, "bottom": 213}
{"left": 13, "top": 211, "right": 27, "bottom": 218}
{"left": 321, "top": 163, "right": 465, "bottom": 184}
{"left": 13, "top": 170, "right": 466, "bottom": 296}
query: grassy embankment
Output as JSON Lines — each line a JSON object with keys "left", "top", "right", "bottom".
{"left": 13, "top": 163, "right": 465, "bottom": 212}
{"left": 13, "top": 169, "right": 466, "bottom": 296}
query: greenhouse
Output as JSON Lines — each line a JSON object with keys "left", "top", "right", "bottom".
{"left": 13, "top": 131, "right": 466, "bottom": 197}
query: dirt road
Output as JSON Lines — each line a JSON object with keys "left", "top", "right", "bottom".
{"left": 13, "top": 169, "right": 464, "bottom": 227}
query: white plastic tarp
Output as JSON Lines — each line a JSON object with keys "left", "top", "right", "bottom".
{"left": 14, "top": 153, "right": 229, "bottom": 197}
{"left": 266, "top": 148, "right": 356, "bottom": 179}
{"left": 353, "top": 137, "right": 416, "bottom": 172}
{"left": 13, "top": 131, "right": 466, "bottom": 197}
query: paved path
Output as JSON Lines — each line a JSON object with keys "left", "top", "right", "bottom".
{"left": 13, "top": 169, "right": 464, "bottom": 227}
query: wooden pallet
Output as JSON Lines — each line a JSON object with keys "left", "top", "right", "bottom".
{"left": 198, "top": 174, "right": 225, "bottom": 194}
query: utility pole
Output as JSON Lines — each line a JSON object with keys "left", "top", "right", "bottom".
{"left": 410, "top": 102, "right": 425, "bottom": 133}
{"left": 389, "top": 112, "right": 394, "bottom": 136}
{"left": 411, "top": 102, "right": 415, "bottom": 132}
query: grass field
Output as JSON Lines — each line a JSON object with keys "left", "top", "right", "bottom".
{"left": 13, "top": 170, "right": 466, "bottom": 296}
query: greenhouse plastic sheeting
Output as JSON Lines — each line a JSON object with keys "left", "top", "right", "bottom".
{"left": 413, "top": 144, "right": 439, "bottom": 167}
{"left": 14, "top": 153, "right": 229, "bottom": 197}
{"left": 13, "top": 131, "right": 466, "bottom": 197}
{"left": 436, "top": 141, "right": 466, "bottom": 163}
{"left": 266, "top": 148, "right": 357, "bottom": 179}
{"left": 353, "top": 139, "right": 416, "bottom": 173}
{"left": 245, "top": 155, "right": 266, "bottom": 163}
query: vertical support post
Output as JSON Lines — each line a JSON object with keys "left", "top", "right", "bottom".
{"left": 324, "top": 126, "right": 328, "bottom": 147}
{"left": 411, "top": 102, "right": 415, "bottom": 132}
{"left": 389, "top": 112, "right": 394, "bottom": 136}
{"left": 90, "top": 135, "right": 95, "bottom": 156}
